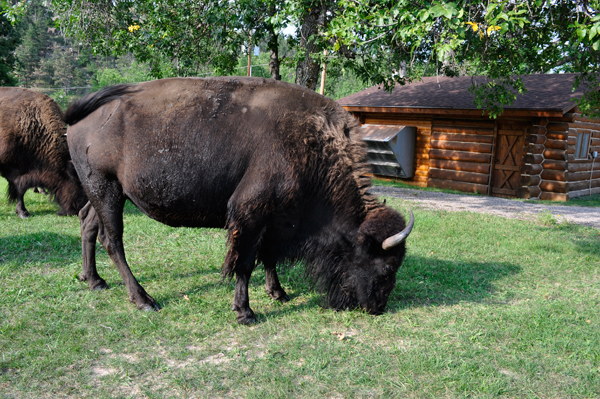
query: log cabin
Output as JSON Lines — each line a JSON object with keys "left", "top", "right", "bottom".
{"left": 337, "top": 73, "right": 599, "bottom": 201}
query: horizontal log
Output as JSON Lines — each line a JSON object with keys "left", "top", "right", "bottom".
{"left": 572, "top": 113, "right": 598, "bottom": 123}
{"left": 519, "top": 174, "right": 541, "bottom": 186}
{"left": 568, "top": 187, "right": 600, "bottom": 199}
{"left": 526, "top": 143, "right": 545, "bottom": 154}
{"left": 547, "top": 132, "right": 568, "bottom": 140}
{"left": 543, "top": 148, "right": 567, "bottom": 160}
{"left": 431, "top": 140, "right": 492, "bottom": 153}
{"left": 567, "top": 136, "right": 577, "bottom": 145}
{"left": 429, "top": 168, "right": 489, "bottom": 184}
{"left": 431, "top": 132, "right": 494, "bottom": 144}
{"left": 527, "top": 126, "right": 547, "bottom": 135}
{"left": 540, "top": 180, "right": 568, "bottom": 194}
{"left": 568, "top": 179, "right": 600, "bottom": 192}
{"left": 429, "top": 159, "right": 490, "bottom": 174}
{"left": 517, "top": 186, "right": 541, "bottom": 199}
{"left": 433, "top": 119, "right": 495, "bottom": 129}
{"left": 554, "top": 113, "right": 576, "bottom": 123}
{"left": 545, "top": 139, "right": 567, "bottom": 150}
{"left": 523, "top": 154, "right": 544, "bottom": 164}
{"left": 430, "top": 149, "right": 491, "bottom": 163}
{"left": 525, "top": 134, "right": 547, "bottom": 145}
{"left": 567, "top": 147, "right": 575, "bottom": 155}
{"left": 569, "top": 121, "right": 600, "bottom": 131}
{"left": 531, "top": 117, "right": 549, "bottom": 127}
{"left": 539, "top": 192, "right": 568, "bottom": 201}
{"left": 568, "top": 161, "right": 600, "bottom": 172}
{"left": 432, "top": 126, "right": 495, "bottom": 135}
{"left": 546, "top": 122, "right": 570, "bottom": 132}
{"left": 416, "top": 164, "right": 430, "bottom": 171}
{"left": 541, "top": 169, "right": 566, "bottom": 181}
{"left": 521, "top": 163, "right": 543, "bottom": 175}
{"left": 415, "top": 153, "right": 430, "bottom": 160}
{"left": 591, "top": 138, "right": 600, "bottom": 146}
{"left": 427, "top": 177, "right": 489, "bottom": 194}
{"left": 542, "top": 159, "right": 566, "bottom": 170}
{"left": 568, "top": 170, "right": 600, "bottom": 182}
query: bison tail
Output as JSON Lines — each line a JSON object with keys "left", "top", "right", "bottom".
{"left": 63, "top": 84, "right": 139, "bottom": 126}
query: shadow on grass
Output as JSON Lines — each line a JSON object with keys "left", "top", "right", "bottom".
{"left": 0, "top": 232, "right": 82, "bottom": 265}
{"left": 387, "top": 255, "right": 521, "bottom": 311}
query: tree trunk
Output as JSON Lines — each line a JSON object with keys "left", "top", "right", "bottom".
{"left": 295, "top": 6, "right": 325, "bottom": 90}
{"left": 267, "top": 2, "right": 281, "bottom": 80}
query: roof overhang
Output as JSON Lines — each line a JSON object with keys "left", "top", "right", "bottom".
{"left": 341, "top": 105, "right": 576, "bottom": 118}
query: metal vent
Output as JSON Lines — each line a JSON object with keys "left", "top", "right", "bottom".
{"left": 360, "top": 125, "right": 416, "bottom": 178}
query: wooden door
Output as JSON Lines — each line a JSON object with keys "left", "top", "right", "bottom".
{"left": 491, "top": 123, "right": 525, "bottom": 197}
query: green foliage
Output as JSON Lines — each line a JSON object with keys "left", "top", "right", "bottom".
{"left": 0, "top": 8, "right": 18, "bottom": 85}
{"left": 328, "top": 0, "right": 600, "bottom": 117}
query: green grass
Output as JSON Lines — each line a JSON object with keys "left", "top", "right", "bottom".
{"left": 1, "top": 179, "right": 599, "bottom": 398}
{"left": 373, "top": 178, "right": 600, "bottom": 207}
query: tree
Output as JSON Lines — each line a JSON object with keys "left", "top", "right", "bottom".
{"left": 14, "top": 0, "right": 53, "bottom": 87}
{"left": 0, "top": 8, "right": 19, "bottom": 85}
{"left": 326, "top": 0, "right": 600, "bottom": 116}
{"left": 51, "top": 0, "right": 245, "bottom": 78}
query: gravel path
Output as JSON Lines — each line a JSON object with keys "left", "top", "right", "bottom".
{"left": 370, "top": 186, "right": 600, "bottom": 229}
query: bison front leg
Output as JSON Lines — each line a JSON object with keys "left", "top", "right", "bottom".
{"left": 78, "top": 202, "right": 109, "bottom": 290}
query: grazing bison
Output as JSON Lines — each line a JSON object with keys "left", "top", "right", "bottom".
{"left": 0, "top": 88, "right": 88, "bottom": 218}
{"left": 64, "top": 77, "right": 414, "bottom": 324}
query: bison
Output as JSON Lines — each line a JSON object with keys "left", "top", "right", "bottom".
{"left": 64, "top": 77, "right": 414, "bottom": 324}
{"left": 0, "top": 87, "right": 88, "bottom": 218}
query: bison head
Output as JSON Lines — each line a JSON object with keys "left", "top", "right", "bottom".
{"left": 325, "top": 206, "right": 414, "bottom": 314}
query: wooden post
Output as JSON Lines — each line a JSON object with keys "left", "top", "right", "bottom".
{"left": 319, "top": 50, "right": 328, "bottom": 95}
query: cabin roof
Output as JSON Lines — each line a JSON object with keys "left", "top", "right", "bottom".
{"left": 337, "top": 74, "right": 587, "bottom": 115}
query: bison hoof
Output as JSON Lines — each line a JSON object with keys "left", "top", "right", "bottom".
{"left": 233, "top": 306, "right": 256, "bottom": 325}
{"left": 267, "top": 289, "right": 290, "bottom": 303}
{"left": 137, "top": 301, "right": 161, "bottom": 311}
{"left": 17, "top": 210, "right": 30, "bottom": 219}
{"left": 91, "top": 280, "right": 109, "bottom": 291}
{"left": 237, "top": 313, "right": 257, "bottom": 325}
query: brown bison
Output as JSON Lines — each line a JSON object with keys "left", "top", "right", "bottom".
{"left": 64, "top": 77, "right": 414, "bottom": 324}
{"left": 0, "top": 88, "right": 88, "bottom": 218}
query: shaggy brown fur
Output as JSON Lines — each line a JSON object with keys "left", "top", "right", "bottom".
{"left": 64, "top": 78, "right": 412, "bottom": 324}
{"left": 0, "top": 87, "right": 87, "bottom": 217}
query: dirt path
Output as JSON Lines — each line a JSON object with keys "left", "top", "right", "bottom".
{"left": 371, "top": 186, "right": 600, "bottom": 229}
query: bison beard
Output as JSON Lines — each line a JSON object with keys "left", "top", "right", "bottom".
{"left": 0, "top": 88, "right": 88, "bottom": 218}
{"left": 64, "top": 77, "right": 413, "bottom": 324}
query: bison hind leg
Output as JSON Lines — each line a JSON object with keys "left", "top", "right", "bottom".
{"left": 7, "top": 180, "right": 30, "bottom": 218}
{"left": 263, "top": 259, "right": 290, "bottom": 303}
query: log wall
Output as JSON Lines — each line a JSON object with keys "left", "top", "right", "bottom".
{"left": 360, "top": 114, "right": 433, "bottom": 186}
{"left": 427, "top": 118, "right": 495, "bottom": 194}
{"left": 566, "top": 112, "right": 600, "bottom": 199}
{"left": 518, "top": 118, "right": 546, "bottom": 199}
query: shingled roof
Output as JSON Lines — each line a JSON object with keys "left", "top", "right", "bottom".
{"left": 337, "top": 73, "right": 585, "bottom": 114}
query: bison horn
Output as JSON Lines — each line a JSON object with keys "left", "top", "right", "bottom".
{"left": 382, "top": 209, "right": 414, "bottom": 250}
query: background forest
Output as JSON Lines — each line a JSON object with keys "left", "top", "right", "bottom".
{"left": 0, "top": 0, "right": 370, "bottom": 109}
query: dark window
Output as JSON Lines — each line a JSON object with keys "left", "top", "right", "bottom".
{"left": 574, "top": 132, "right": 591, "bottom": 159}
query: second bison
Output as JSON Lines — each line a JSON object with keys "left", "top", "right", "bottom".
{"left": 0, "top": 88, "right": 87, "bottom": 217}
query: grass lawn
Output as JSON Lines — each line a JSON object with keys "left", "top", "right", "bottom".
{"left": 1, "top": 179, "right": 599, "bottom": 398}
